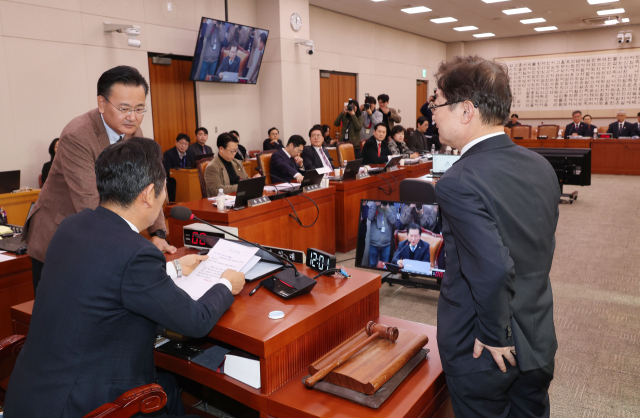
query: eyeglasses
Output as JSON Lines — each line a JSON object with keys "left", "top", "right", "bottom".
{"left": 225, "top": 148, "right": 238, "bottom": 154}
{"left": 104, "top": 97, "right": 147, "bottom": 116}
{"left": 428, "top": 101, "right": 477, "bottom": 111}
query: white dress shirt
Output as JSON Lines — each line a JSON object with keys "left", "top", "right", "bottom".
{"left": 101, "top": 114, "right": 124, "bottom": 145}
{"left": 461, "top": 131, "right": 504, "bottom": 156}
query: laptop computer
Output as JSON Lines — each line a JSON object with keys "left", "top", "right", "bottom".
{"left": 0, "top": 202, "right": 34, "bottom": 253}
{"left": 368, "top": 156, "right": 402, "bottom": 174}
{"left": 432, "top": 154, "right": 461, "bottom": 176}
{"left": 221, "top": 72, "right": 239, "bottom": 83}
{"left": 402, "top": 260, "right": 432, "bottom": 275}
{"left": 332, "top": 159, "right": 363, "bottom": 181}
{"left": 300, "top": 169, "right": 324, "bottom": 188}
{"left": 0, "top": 170, "right": 20, "bottom": 194}
{"left": 234, "top": 176, "right": 266, "bottom": 209}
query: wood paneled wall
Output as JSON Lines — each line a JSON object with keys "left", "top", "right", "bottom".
{"left": 319, "top": 73, "right": 357, "bottom": 142}
{"left": 416, "top": 80, "right": 428, "bottom": 126}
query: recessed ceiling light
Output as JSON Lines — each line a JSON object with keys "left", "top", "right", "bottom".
{"left": 454, "top": 26, "right": 479, "bottom": 31}
{"left": 482, "top": 0, "right": 510, "bottom": 3}
{"left": 534, "top": 26, "right": 558, "bottom": 31}
{"left": 520, "top": 17, "right": 546, "bottom": 24}
{"left": 371, "top": 0, "right": 387, "bottom": 2}
{"left": 587, "top": 0, "right": 618, "bottom": 4}
{"left": 401, "top": 6, "right": 432, "bottom": 14}
{"left": 474, "top": 33, "right": 496, "bottom": 38}
{"left": 503, "top": 7, "right": 532, "bottom": 15}
{"left": 431, "top": 17, "right": 458, "bottom": 23}
{"left": 621, "top": 18, "right": 630, "bottom": 23}
{"left": 604, "top": 19, "right": 618, "bottom": 25}
{"left": 597, "top": 8, "right": 624, "bottom": 15}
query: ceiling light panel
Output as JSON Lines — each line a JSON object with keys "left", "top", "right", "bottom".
{"left": 621, "top": 18, "right": 630, "bottom": 23}
{"left": 482, "top": 0, "right": 510, "bottom": 3}
{"left": 534, "top": 26, "right": 558, "bottom": 31}
{"left": 474, "top": 33, "right": 496, "bottom": 37}
{"left": 587, "top": 0, "right": 618, "bottom": 4}
{"left": 521, "top": 18, "right": 546, "bottom": 24}
{"left": 503, "top": 7, "right": 532, "bottom": 15}
{"left": 597, "top": 8, "right": 625, "bottom": 16}
{"left": 401, "top": 6, "right": 432, "bottom": 14}
{"left": 604, "top": 19, "right": 618, "bottom": 25}
{"left": 454, "top": 26, "right": 479, "bottom": 31}
{"left": 431, "top": 17, "right": 458, "bottom": 23}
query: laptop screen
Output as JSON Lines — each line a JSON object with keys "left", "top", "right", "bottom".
{"left": 0, "top": 170, "right": 20, "bottom": 194}
{"left": 432, "top": 154, "right": 460, "bottom": 174}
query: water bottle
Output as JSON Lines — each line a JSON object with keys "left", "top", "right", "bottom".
{"left": 557, "top": 129, "right": 563, "bottom": 139}
{"left": 593, "top": 128, "right": 598, "bottom": 140}
{"left": 216, "top": 188, "right": 225, "bottom": 209}
{"left": 431, "top": 144, "right": 435, "bottom": 154}
{"left": 343, "top": 160, "right": 347, "bottom": 169}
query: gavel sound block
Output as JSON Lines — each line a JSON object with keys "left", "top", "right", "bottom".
{"left": 305, "top": 321, "right": 429, "bottom": 395}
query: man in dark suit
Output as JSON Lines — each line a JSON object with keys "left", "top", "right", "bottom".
{"left": 263, "top": 127, "right": 284, "bottom": 150}
{"left": 565, "top": 110, "right": 590, "bottom": 138}
{"left": 269, "top": 135, "right": 306, "bottom": 183}
{"left": 635, "top": 112, "right": 640, "bottom": 136}
{"left": 216, "top": 43, "right": 241, "bottom": 77}
{"left": 188, "top": 127, "right": 213, "bottom": 157}
{"left": 23, "top": 66, "right": 174, "bottom": 293}
{"left": 163, "top": 133, "right": 195, "bottom": 202}
{"left": 607, "top": 111, "right": 638, "bottom": 138}
{"left": 361, "top": 123, "right": 392, "bottom": 165}
{"left": 432, "top": 56, "right": 560, "bottom": 417}
{"left": 4, "top": 138, "right": 246, "bottom": 418}
{"left": 302, "top": 124, "right": 334, "bottom": 172}
{"left": 229, "top": 130, "right": 248, "bottom": 161}
{"left": 406, "top": 117, "right": 430, "bottom": 153}
{"left": 391, "top": 224, "right": 430, "bottom": 268}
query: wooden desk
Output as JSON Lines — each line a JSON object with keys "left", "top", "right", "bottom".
{"left": 0, "top": 190, "right": 40, "bottom": 225}
{"left": 165, "top": 187, "right": 336, "bottom": 254}
{"left": 170, "top": 168, "right": 202, "bottom": 203}
{"left": 592, "top": 139, "right": 640, "bottom": 175}
{"left": 0, "top": 254, "right": 33, "bottom": 339}
{"left": 402, "top": 161, "right": 433, "bottom": 179}
{"left": 541, "top": 139, "right": 591, "bottom": 149}
{"left": 332, "top": 170, "right": 406, "bottom": 253}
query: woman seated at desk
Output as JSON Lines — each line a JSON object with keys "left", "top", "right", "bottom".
{"left": 204, "top": 133, "right": 259, "bottom": 196}
{"left": 388, "top": 125, "right": 419, "bottom": 159}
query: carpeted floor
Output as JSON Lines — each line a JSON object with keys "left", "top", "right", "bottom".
{"left": 336, "top": 174, "right": 640, "bottom": 417}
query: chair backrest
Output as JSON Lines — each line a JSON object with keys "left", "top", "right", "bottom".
{"left": 512, "top": 125, "right": 531, "bottom": 139}
{"left": 531, "top": 126, "right": 539, "bottom": 138}
{"left": 196, "top": 156, "right": 214, "bottom": 198}
{"left": 359, "top": 139, "right": 366, "bottom": 152}
{"left": 0, "top": 335, "right": 26, "bottom": 404}
{"left": 538, "top": 125, "right": 558, "bottom": 138}
{"left": 406, "top": 127, "right": 415, "bottom": 137}
{"left": 257, "top": 150, "right": 277, "bottom": 185}
{"left": 504, "top": 127, "right": 512, "bottom": 139}
{"left": 399, "top": 179, "right": 436, "bottom": 204}
{"left": 597, "top": 126, "right": 608, "bottom": 134}
{"left": 326, "top": 147, "right": 339, "bottom": 167}
{"left": 337, "top": 142, "right": 355, "bottom": 163}
{"left": 247, "top": 150, "right": 260, "bottom": 158}
{"left": 83, "top": 384, "right": 167, "bottom": 418}
{"left": 394, "top": 229, "right": 443, "bottom": 268}
{"left": 220, "top": 46, "right": 250, "bottom": 77}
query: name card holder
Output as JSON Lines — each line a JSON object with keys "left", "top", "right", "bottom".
{"left": 248, "top": 196, "right": 271, "bottom": 207}
{"left": 303, "top": 184, "right": 322, "bottom": 193}
{"left": 356, "top": 172, "right": 370, "bottom": 180}
{"left": 386, "top": 166, "right": 399, "bottom": 173}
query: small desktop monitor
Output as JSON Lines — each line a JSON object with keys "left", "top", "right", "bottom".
{"left": 190, "top": 18, "right": 269, "bottom": 84}
{"left": 432, "top": 154, "right": 460, "bottom": 175}
{"left": 355, "top": 199, "right": 445, "bottom": 280}
{"left": 529, "top": 148, "right": 591, "bottom": 187}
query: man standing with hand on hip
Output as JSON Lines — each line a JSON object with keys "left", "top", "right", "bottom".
{"left": 431, "top": 56, "right": 560, "bottom": 418}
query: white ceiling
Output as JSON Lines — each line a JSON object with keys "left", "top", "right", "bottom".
{"left": 309, "top": 0, "right": 640, "bottom": 42}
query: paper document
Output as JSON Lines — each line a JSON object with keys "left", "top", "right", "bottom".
{"left": 264, "top": 183, "right": 301, "bottom": 192}
{"left": 315, "top": 166, "right": 332, "bottom": 175}
{"left": 173, "top": 239, "right": 259, "bottom": 300}
{"left": 208, "top": 195, "right": 236, "bottom": 208}
{"left": 240, "top": 256, "right": 261, "bottom": 274}
{"left": 0, "top": 253, "right": 14, "bottom": 263}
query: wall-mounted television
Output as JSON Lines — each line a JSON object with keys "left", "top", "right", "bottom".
{"left": 190, "top": 17, "right": 269, "bottom": 84}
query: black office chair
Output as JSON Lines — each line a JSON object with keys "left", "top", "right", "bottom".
{"left": 399, "top": 179, "right": 437, "bottom": 204}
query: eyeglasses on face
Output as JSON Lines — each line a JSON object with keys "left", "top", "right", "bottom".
{"left": 428, "top": 100, "right": 478, "bottom": 111}
{"left": 104, "top": 96, "right": 147, "bottom": 116}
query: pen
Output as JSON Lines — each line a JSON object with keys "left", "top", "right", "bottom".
{"left": 249, "top": 281, "right": 263, "bottom": 296}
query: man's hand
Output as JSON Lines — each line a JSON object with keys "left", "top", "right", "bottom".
{"left": 381, "top": 107, "right": 390, "bottom": 114}
{"left": 221, "top": 269, "right": 245, "bottom": 295}
{"left": 151, "top": 236, "right": 177, "bottom": 254}
{"left": 294, "top": 173, "right": 304, "bottom": 183}
{"left": 178, "top": 254, "right": 208, "bottom": 276}
{"left": 398, "top": 259, "right": 404, "bottom": 268}
{"left": 294, "top": 156, "right": 304, "bottom": 167}
{"left": 375, "top": 201, "right": 381, "bottom": 206}
{"left": 571, "top": 133, "right": 579, "bottom": 137}
{"left": 473, "top": 338, "right": 516, "bottom": 373}
{"left": 252, "top": 173, "right": 262, "bottom": 178}
{"left": 410, "top": 152, "right": 420, "bottom": 159}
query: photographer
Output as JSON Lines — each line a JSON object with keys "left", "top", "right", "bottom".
{"left": 400, "top": 203, "right": 436, "bottom": 232}
{"left": 377, "top": 94, "right": 401, "bottom": 131}
{"left": 334, "top": 99, "right": 364, "bottom": 158}
{"left": 360, "top": 96, "right": 382, "bottom": 140}
{"left": 367, "top": 201, "right": 397, "bottom": 267}
{"left": 322, "top": 124, "right": 336, "bottom": 146}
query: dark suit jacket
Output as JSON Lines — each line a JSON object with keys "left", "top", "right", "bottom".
{"left": 41, "top": 160, "right": 53, "bottom": 185}
{"left": 234, "top": 144, "right": 247, "bottom": 161}
{"left": 391, "top": 239, "right": 430, "bottom": 264}
{"left": 564, "top": 122, "right": 590, "bottom": 138}
{"left": 270, "top": 148, "right": 304, "bottom": 183}
{"left": 4, "top": 207, "right": 234, "bottom": 418}
{"left": 217, "top": 56, "right": 240, "bottom": 75}
{"left": 607, "top": 121, "right": 638, "bottom": 138}
{"left": 163, "top": 147, "right": 195, "bottom": 175}
{"left": 419, "top": 103, "right": 434, "bottom": 136}
{"left": 23, "top": 108, "right": 165, "bottom": 263}
{"left": 263, "top": 138, "right": 284, "bottom": 151}
{"left": 301, "top": 146, "right": 333, "bottom": 171}
{"left": 361, "top": 137, "right": 392, "bottom": 165}
{"left": 434, "top": 134, "right": 559, "bottom": 376}
{"left": 187, "top": 142, "right": 213, "bottom": 158}
{"left": 406, "top": 130, "right": 429, "bottom": 153}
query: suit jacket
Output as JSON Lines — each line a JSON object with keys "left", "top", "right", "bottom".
{"left": 607, "top": 121, "right": 639, "bottom": 138}
{"left": 4, "top": 207, "right": 234, "bottom": 418}
{"left": 270, "top": 148, "right": 304, "bottom": 183}
{"left": 204, "top": 155, "right": 250, "bottom": 196}
{"left": 263, "top": 138, "right": 284, "bottom": 151}
{"left": 564, "top": 122, "right": 590, "bottom": 138}
{"left": 391, "top": 239, "right": 430, "bottom": 264}
{"left": 163, "top": 147, "right": 195, "bottom": 175}
{"left": 234, "top": 144, "right": 247, "bottom": 161}
{"left": 23, "top": 108, "right": 164, "bottom": 263}
{"left": 301, "top": 146, "right": 333, "bottom": 171}
{"left": 217, "top": 56, "right": 240, "bottom": 76}
{"left": 419, "top": 103, "right": 434, "bottom": 136}
{"left": 406, "top": 130, "right": 429, "bottom": 153}
{"left": 434, "top": 134, "right": 559, "bottom": 376}
{"left": 188, "top": 142, "right": 213, "bottom": 158}
{"left": 361, "top": 137, "right": 392, "bottom": 165}
{"left": 382, "top": 107, "right": 401, "bottom": 131}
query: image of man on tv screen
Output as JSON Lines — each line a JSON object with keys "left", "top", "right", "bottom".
{"left": 366, "top": 201, "right": 396, "bottom": 267}
{"left": 391, "top": 223, "right": 430, "bottom": 269}
{"left": 217, "top": 43, "right": 240, "bottom": 78}
{"left": 198, "top": 19, "right": 225, "bottom": 81}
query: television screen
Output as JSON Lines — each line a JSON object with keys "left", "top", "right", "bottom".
{"left": 190, "top": 17, "right": 269, "bottom": 84}
{"left": 355, "top": 200, "right": 445, "bottom": 279}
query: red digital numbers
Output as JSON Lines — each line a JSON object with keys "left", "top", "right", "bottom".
{"left": 192, "top": 231, "right": 206, "bottom": 246}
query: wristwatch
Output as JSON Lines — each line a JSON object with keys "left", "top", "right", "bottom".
{"left": 150, "top": 229, "right": 167, "bottom": 240}
{"left": 172, "top": 259, "right": 182, "bottom": 278}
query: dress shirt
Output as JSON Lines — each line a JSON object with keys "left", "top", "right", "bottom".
{"left": 461, "top": 131, "right": 504, "bottom": 156}
{"left": 410, "top": 245, "right": 416, "bottom": 252}
{"left": 118, "top": 214, "right": 232, "bottom": 292}
{"left": 314, "top": 146, "right": 332, "bottom": 170}
{"left": 377, "top": 140, "right": 382, "bottom": 157}
{"left": 101, "top": 114, "right": 123, "bottom": 145}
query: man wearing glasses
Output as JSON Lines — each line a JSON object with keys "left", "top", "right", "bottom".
{"left": 23, "top": 66, "right": 176, "bottom": 292}
{"left": 203, "top": 132, "right": 259, "bottom": 197}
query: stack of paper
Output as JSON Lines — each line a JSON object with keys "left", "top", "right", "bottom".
{"left": 264, "top": 183, "right": 301, "bottom": 192}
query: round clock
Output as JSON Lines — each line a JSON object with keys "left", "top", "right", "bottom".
{"left": 290, "top": 13, "right": 302, "bottom": 32}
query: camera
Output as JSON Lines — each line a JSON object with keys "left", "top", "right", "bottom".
{"left": 294, "top": 38, "right": 315, "bottom": 55}
{"left": 363, "top": 103, "right": 370, "bottom": 110}
{"left": 347, "top": 98, "right": 354, "bottom": 111}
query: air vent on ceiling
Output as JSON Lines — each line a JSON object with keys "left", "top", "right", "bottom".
{"left": 583, "top": 16, "right": 619, "bottom": 25}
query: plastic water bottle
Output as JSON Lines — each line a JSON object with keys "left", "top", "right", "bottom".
{"left": 216, "top": 188, "right": 225, "bottom": 210}
{"left": 431, "top": 144, "right": 435, "bottom": 154}
{"left": 343, "top": 160, "right": 348, "bottom": 169}
{"left": 557, "top": 129, "right": 563, "bottom": 139}
{"left": 593, "top": 128, "right": 598, "bottom": 140}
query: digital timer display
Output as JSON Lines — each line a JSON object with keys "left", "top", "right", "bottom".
{"left": 184, "top": 230, "right": 225, "bottom": 249}
{"left": 306, "top": 248, "right": 336, "bottom": 272}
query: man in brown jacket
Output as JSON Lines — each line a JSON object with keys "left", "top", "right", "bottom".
{"left": 24, "top": 66, "right": 176, "bottom": 292}
{"left": 204, "top": 133, "right": 258, "bottom": 197}
{"left": 377, "top": 94, "right": 402, "bottom": 131}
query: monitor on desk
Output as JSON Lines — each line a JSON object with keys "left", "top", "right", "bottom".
{"left": 0, "top": 170, "right": 20, "bottom": 194}
{"left": 432, "top": 154, "right": 460, "bottom": 175}
{"left": 355, "top": 199, "right": 445, "bottom": 280}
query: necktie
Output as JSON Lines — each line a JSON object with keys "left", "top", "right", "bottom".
{"left": 575, "top": 124, "right": 579, "bottom": 131}
{"left": 377, "top": 142, "right": 381, "bottom": 157}
{"left": 116, "top": 135, "right": 124, "bottom": 144}
{"left": 320, "top": 149, "right": 331, "bottom": 168}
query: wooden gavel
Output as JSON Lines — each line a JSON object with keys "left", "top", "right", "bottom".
{"left": 304, "top": 321, "right": 399, "bottom": 388}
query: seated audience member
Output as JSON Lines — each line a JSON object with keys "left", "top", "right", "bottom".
{"left": 302, "top": 124, "right": 334, "bottom": 172}
{"left": 406, "top": 117, "right": 429, "bottom": 153}
{"left": 205, "top": 133, "right": 257, "bottom": 196}
{"left": 361, "top": 96, "right": 382, "bottom": 141}
{"left": 322, "top": 124, "right": 335, "bottom": 146}
{"left": 229, "top": 130, "right": 247, "bottom": 161}
{"left": 41, "top": 138, "right": 59, "bottom": 186}
{"left": 3, "top": 137, "right": 245, "bottom": 418}
{"left": 607, "top": 110, "right": 637, "bottom": 138}
{"left": 334, "top": 100, "right": 364, "bottom": 158}
{"left": 188, "top": 127, "right": 213, "bottom": 157}
{"left": 367, "top": 201, "right": 396, "bottom": 267}
{"left": 565, "top": 110, "right": 590, "bottom": 138}
{"left": 270, "top": 135, "right": 306, "bottom": 183}
{"left": 391, "top": 223, "right": 430, "bottom": 268}
{"left": 635, "top": 112, "right": 640, "bottom": 136}
{"left": 388, "top": 125, "right": 419, "bottom": 159}
{"left": 401, "top": 203, "right": 436, "bottom": 231}
{"left": 216, "top": 43, "right": 241, "bottom": 77}
{"left": 263, "top": 127, "right": 284, "bottom": 150}
{"left": 361, "top": 123, "right": 392, "bottom": 165}
{"left": 504, "top": 114, "right": 521, "bottom": 128}
{"left": 377, "top": 94, "right": 401, "bottom": 131}
{"left": 583, "top": 114, "right": 597, "bottom": 134}
{"left": 163, "top": 133, "right": 194, "bottom": 202}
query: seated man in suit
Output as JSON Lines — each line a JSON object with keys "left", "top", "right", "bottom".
{"left": 407, "top": 116, "right": 430, "bottom": 153}
{"left": 4, "top": 138, "right": 245, "bottom": 418}
{"left": 635, "top": 112, "right": 640, "bottom": 136}
{"left": 263, "top": 127, "right": 284, "bottom": 150}
{"left": 367, "top": 201, "right": 396, "bottom": 267}
{"left": 301, "top": 124, "right": 334, "bottom": 173}
{"left": 216, "top": 43, "right": 241, "bottom": 77}
{"left": 229, "top": 130, "right": 247, "bottom": 161}
{"left": 583, "top": 114, "right": 597, "bottom": 134}
{"left": 504, "top": 113, "right": 521, "bottom": 128}
{"left": 188, "top": 127, "right": 213, "bottom": 158}
{"left": 269, "top": 135, "right": 306, "bottom": 183}
{"left": 607, "top": 110, "right": 637, "bottom": 138}
{"left": 565, "top": 110, "right": 590, "bottom": 138}
{"left": 391, "top": 223, "right": 430, "bottom": 269}
{"left": 361, "top": 123, "right": 392, "bottom": 165}
{"left": 204, "top": 133, "right": 259, "bottom": 196}
{"left": 163, "top": 133, "right": 195, "bottom": 202}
